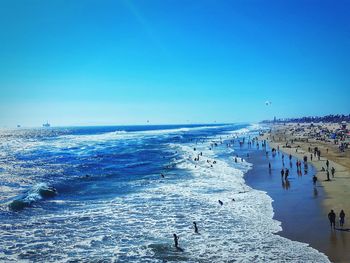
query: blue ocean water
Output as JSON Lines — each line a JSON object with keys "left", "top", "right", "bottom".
{"left": 0, "top": 124, "right": 329, "bottom": 262}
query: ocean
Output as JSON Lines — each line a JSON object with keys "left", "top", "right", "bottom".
{"left": 0, "top": 124, "right": 329, "bottom": 262}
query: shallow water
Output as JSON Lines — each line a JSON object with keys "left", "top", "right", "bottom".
{"left": 0, "top": 124, "right": 330, "bottom": 262}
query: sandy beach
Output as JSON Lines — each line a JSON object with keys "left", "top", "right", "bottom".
{"left": 261, "top": 122, "right": 350, "bottom": 262}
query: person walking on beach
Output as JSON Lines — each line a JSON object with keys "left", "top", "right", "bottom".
{"left": 328, "top": 210, "right": 336, "bottom": 229}
{"left": 326, "top": 160, "right": 329, "bottom": 169}
{"left": 280, "top": 169, "right": 285, "bottom": 178}
{"left": 313, "top": 175, "right": 318, "bottom": 185}
{"left": 285, "top": 169, "right": 289, "bottom": 179}
{"left": 340, "top": 210, "right": 345, "bottom": 227}
{"left": 326, "top": 170, "right": 330, "bottom": 181}
{"left": 331, "top": 167, "right": 335, "bottom": 178}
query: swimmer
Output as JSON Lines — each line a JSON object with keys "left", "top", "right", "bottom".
{"left": 218, "top": 200, "right": 223, "bottom": 206}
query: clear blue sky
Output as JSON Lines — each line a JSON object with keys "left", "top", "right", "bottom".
{"left": 0, "top": 0, "right": 349, "bottom": 127}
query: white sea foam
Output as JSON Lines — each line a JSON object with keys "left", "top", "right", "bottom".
{"left": 0, "top": 125, "right": 330, "bottom": 262}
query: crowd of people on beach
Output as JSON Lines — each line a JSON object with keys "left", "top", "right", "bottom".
{"left": 266, "top": 123, "right": 350, "bottom": 233}
{"left": 169, "top": 129, "right": 347, "bottom": 250}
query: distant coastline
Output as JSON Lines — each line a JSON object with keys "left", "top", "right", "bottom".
{"left": 261, "top": 114, "right": 350, "bottom": 124}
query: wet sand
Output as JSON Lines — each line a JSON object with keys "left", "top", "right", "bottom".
{"left": 262, "top": 124, "right": 350, "bottom": 262}
{"left": 235, "top": 141, "right": 349, "bottom": 262}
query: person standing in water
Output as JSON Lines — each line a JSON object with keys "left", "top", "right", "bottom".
{"left": 328, "top": 210, "right": 336, "bottom": 229}
{"left": 193, "top": 222, "right": 199, "bottom": 233}
{"left": 340, "top": 210, "right": 345, "bottom": 227}
{"left": 285, "top": 169, "right": 290, "bottom": 179}
{"left": 173, "top": 234, "right": 179, "bottom": 248}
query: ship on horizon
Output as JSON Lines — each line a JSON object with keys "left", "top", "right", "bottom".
{"left": 42, "top": 121, "right": 50, "bottom": 127}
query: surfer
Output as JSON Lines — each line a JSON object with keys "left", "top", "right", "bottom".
{"left": 328, "top": 210, "right": 336, "bottom": 229}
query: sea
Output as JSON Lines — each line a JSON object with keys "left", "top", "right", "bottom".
{"left": 0, "top": 124, "right": 330, "bottom": 262}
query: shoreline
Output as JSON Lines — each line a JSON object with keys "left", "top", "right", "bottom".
{"left": 235, "top": 141, "right": 329, "bottom": 257}
{"left": 258, "top": 124, "right": 350, "bottom": 262}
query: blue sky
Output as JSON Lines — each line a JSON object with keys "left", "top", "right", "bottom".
{"left": 0, "top": 0, "right": 349, "bottom": 126}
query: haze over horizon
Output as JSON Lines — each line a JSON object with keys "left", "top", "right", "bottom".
{"left": 1, "top": 0, "right": 349, "bottom": 127}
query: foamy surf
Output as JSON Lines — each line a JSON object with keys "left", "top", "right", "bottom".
{"left": 0, "top": 124, "right": 330, "bottom": 262}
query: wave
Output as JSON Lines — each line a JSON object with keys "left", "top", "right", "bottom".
{"left": 8, "top": 183, "right": 57, "bottom": 211}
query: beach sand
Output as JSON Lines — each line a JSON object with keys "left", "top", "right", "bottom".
{"left": 261, "top": 123, "right": 350, "bottom": 262}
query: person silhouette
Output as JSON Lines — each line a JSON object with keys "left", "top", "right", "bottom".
{"left": 173, "top": 234, "right": 179, "bottom": 248}
{"left": 193, "top": 222, "right": 199, "bottom": 233}
{"left": 340, "top": 210, "right": 345, "bottom": 227}
{"left": 328, "top": 210, "right": 336, "bottom": 229}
